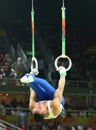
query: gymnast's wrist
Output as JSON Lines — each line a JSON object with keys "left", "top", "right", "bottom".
{"left": 59, "top": 71, "right": 67, "bottom": 77}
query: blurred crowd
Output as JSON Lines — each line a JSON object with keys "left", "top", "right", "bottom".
{"left": 0, "top": 52, "right": 96, "bottom": 87}
{"left": 0, "top": 21, "right": 96, "bottom": 130}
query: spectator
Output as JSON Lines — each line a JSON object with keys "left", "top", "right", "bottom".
{"left": 0, "top": 103, "right": 5, "bottom": 115}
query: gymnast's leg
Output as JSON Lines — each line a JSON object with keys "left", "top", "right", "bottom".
{"left": 20, "top": 73, "right": 65, "bottom": 105}
{"left": 33, "top": 77, "right": 65, "bottom": 105}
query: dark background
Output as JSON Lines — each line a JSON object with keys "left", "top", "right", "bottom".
{"left": 0, "top": 0, "right": 96, "bottom": 28}
{"left": 0, "top": 0, "right": 96, "bottom": 58}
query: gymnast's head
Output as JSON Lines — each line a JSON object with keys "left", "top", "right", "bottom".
{"left": 32, "top": 102, "right": 47, "bottom": 122}
{"left": 33, "top": 113, "right": 44, "bottom": 122}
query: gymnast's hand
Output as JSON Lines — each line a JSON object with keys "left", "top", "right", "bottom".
{"left": 30, "top": 68, "right": 39, "bottom": 76}
{"left": 57, "top": 66, "right": 66, "bottom": 77}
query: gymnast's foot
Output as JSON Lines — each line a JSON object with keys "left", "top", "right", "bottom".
{"left": 20, "top": 73, "right": 34, "bottom": 83}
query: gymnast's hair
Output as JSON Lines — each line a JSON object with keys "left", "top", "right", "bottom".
{"left": 33, "top": 113, "right": 44, "bottom": 122}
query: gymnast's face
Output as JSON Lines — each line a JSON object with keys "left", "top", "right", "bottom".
{"left": 32, "top": 102, "right": 48, "bottom": 115}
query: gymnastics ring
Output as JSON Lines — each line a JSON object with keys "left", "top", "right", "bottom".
{"left": 55, "top": 55, "right": 72, "bottom": 71}
{"left": 31, "top": 57, "right": 38, "bottom": 71}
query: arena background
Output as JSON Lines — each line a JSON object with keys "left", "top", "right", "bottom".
{"left": 0, "top": 0, "right": 96, "bottom": 129}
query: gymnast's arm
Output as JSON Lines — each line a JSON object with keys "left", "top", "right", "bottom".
{"left": 53, "top": 77, "right": 65, "bottom": 104}
{"left": 51, "top": 76, "right": 66, "bottom": 114}
{"left": 29, "top": 88, "right": 36, "bottom": 111}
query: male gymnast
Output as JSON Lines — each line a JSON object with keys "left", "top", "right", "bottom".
{"left": 20, "top": 66, "right": 66, "bottom": 121}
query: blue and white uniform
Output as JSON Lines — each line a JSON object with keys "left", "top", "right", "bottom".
{"left": 44, "top": 100, "right": 63, "bottom": 119}
{"left": 20, "top": 73, "right": 65, "bottom": 106}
